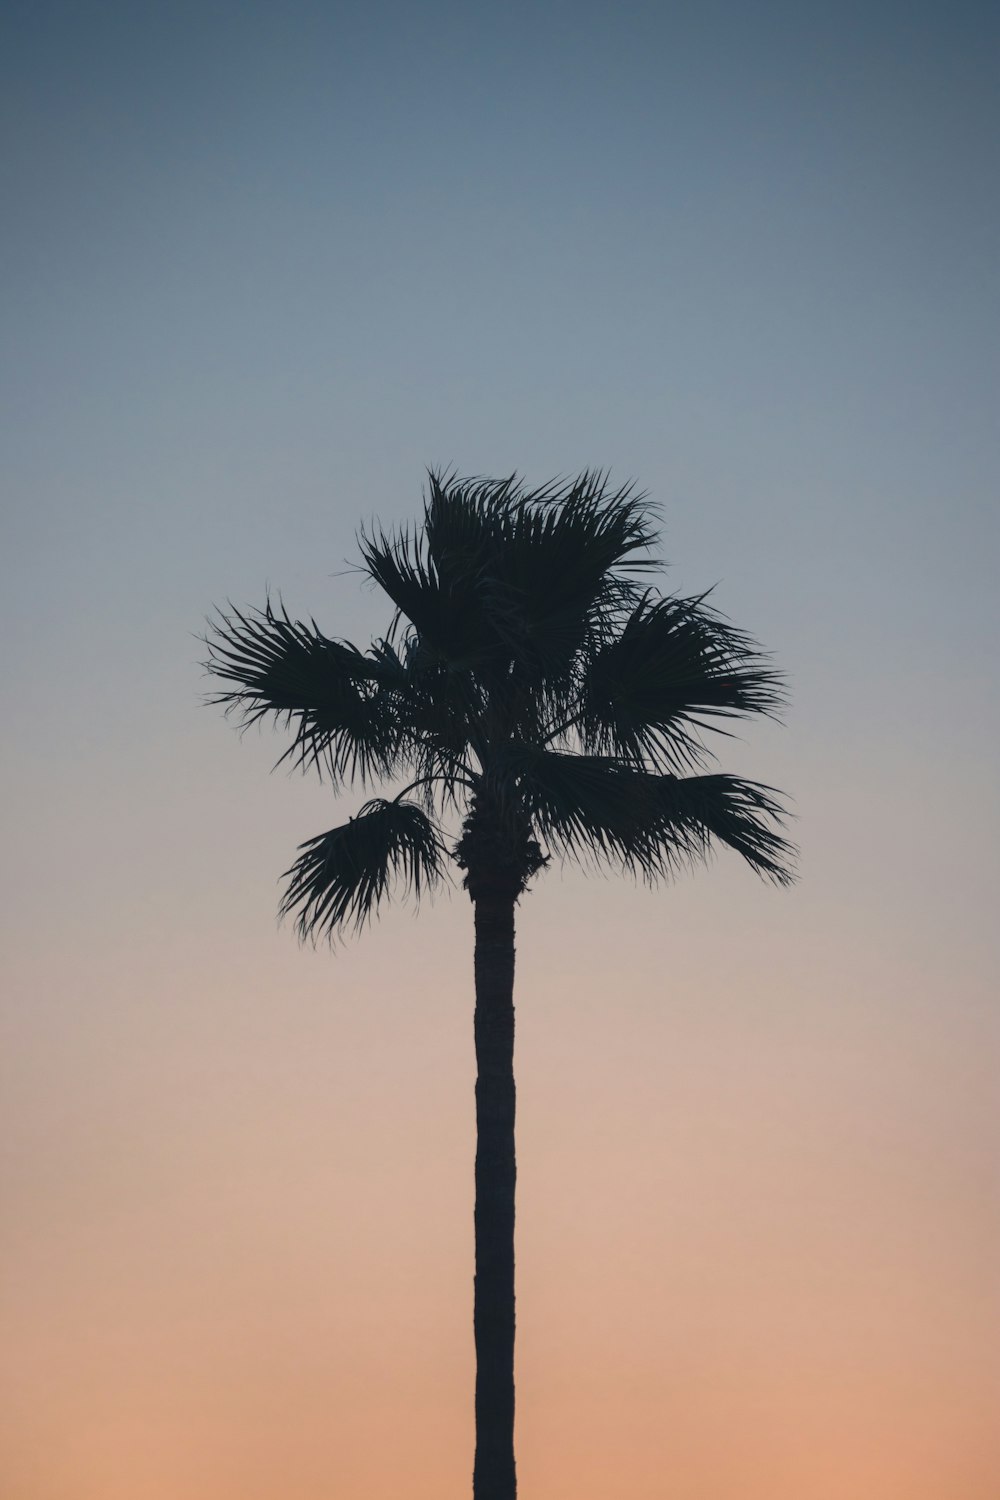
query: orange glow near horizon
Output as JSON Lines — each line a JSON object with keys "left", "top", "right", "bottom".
{"left": 3, "top": 864, "right": 997, "bottom": 1498}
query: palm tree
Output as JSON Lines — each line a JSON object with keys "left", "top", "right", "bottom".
{"left": 204, "top": 470, "right": 793, "bottom": 1500}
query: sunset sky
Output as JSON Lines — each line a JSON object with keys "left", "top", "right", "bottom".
{"left": 2, "top": 1, "right": 998, "bottom": 1496}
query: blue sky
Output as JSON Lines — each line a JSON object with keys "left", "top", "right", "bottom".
{"left": 4, "top": 0, "right": 997, "bottom": 675}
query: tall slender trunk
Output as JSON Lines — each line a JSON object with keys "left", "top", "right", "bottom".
{"left": 472, "top": 889, "right": 517, "bottom": 1500}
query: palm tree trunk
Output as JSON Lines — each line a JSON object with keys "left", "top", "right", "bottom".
{"left": 472, "top": 888, "right": 517, "bottom": 1500}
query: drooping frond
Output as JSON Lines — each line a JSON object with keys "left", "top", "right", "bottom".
{"left": 280, "top": 798, "right": 447, "bottom": 941}
{"left": 204, "top": 602, "right": 411, "bottom": 785}
{"left": 653, "top": 772, "right": 795, "bottom": 883}
{"left": 504, "top": 746, "right": 794, "bottom": 884}
{"left": 579, "top": 592, "right": 786, "bottom": 770}
{"left": 499, "top": 747, "right": 670, "bottom": 874}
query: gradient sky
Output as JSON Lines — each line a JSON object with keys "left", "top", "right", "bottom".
{"left": 2, "top": 2, "right": 998, "bottom": 1496}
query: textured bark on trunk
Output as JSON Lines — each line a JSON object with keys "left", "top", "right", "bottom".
{"left": 472, "top": 889, "right": 517, "bottom": 1500}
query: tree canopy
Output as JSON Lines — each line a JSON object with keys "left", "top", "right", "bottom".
{"left": 205, "top": 470, "right": 794, "bottom": 938}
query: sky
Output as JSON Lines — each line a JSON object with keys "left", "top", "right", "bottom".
{"left": 2, "top": 0, "right": 998, "bottom": 1495}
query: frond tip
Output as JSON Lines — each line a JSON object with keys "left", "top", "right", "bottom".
{"left": 279, "top": 799, "right": 447, "bottom": 942}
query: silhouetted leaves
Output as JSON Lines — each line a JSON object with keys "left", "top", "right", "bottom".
{"left": 280, "top": 799, "right": 447, "bottom": 940}
{"left": 503, "top": 746, "right": 794, "bottom": 883}
{"left": 581, "top": 592, "right": 786, "bottom": 770}
{"left": 205, "top": 469, "right": 794, "bottom": 937}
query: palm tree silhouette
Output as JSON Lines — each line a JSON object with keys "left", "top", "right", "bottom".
{"left": 205, "top": 470, "right": 793, "bottom": 1500}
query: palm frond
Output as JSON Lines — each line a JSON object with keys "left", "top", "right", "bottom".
{"left": 507, "top": 746, "right": 794, "bottom": 884}
{"left": 280, "top": 798, "right": 448, "bottom": 941}
{"left": 422, "top": 469, "right": 516, "bottom": 583}
{"left": 579, "top": 592, "right": 786, "bottom": 771}
{"left": 500, "top": 747, "right": 660, "bottom": 873}
{"left": 361, "top": 470, "right": 661, "bottom": 693}
{"left": 204, "top": 602, "right": 410, "bottom": 785}
{"left": 358, "top": 520, "right": 501, "bottom": 670}
{"left": 433, "top": 468, "right": 658, "bottom": 679}
{"left": 656, "top": 772, "right": 796, "bottom": 884}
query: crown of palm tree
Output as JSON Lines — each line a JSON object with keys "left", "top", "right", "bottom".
{"left": 205, "top": 470, "right": 794, "bottom": 939}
